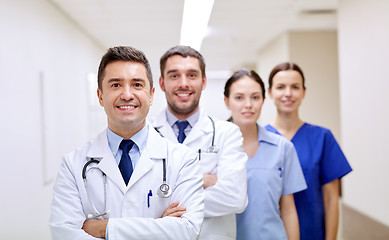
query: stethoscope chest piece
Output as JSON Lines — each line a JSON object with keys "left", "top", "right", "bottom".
{"left": 207, "top": 116, "right": 218, "bottom": 153}
{"left": 158, "top": 182, "right": 172, "bottom": 198}
{"left": 157, "top": 158, "right": 172, "bottom": 198}
{"left": 207, "top": 145, "right": 219, "bottom": 153}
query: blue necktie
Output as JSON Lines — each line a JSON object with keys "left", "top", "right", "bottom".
{"left": 119, "top": 140, "right": 134, "bottom": 185}
{"left": 176, "top": 120, "right": 189, "bottom": 143}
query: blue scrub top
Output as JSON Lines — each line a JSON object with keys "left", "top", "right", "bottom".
{"left": 236, "top": 125, "right": 307, "bottom": 240}
{"left": 265, "top": 123, "right": 352, "bottom": 240}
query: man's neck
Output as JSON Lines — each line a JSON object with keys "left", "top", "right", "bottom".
{"left": 167, "top": 106, "right": 199, "bottom": 120}
{"left": 108, "top": 121, "right": 146, "bottom": 139}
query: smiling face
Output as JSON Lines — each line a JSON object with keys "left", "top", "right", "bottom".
{"left": 159, "top": 55, "right": 206, "bottom": 119}
{"left": 268, "top": 70, "right": 305, "bottom": 114}
{"left": 224, "top": 76, "right": 265, "bottom": 127}
{"left": 97, "top": 60, "right": 154, "bottom": 138}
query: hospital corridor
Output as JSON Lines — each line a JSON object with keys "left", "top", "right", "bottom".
{"left": 1, "top": 0, "right": 388, "bottom": 239}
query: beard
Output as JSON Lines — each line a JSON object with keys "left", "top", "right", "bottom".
{"left": 167, "top": 98, "right": 200, "bottom": 116}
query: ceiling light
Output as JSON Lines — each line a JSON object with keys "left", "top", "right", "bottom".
{"left": 180, "top": 0, "right": 214, "bottom": 51}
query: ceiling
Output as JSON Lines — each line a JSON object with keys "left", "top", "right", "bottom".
{"left": 48, "top": 0, "right": 338, "bottom": 77}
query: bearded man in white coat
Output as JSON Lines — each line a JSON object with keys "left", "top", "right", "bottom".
{"left": 49, "top": 46, "right": 204, "bottom": 240}
{"left": 151, "top": 45, "right": 248, "bottom": 240}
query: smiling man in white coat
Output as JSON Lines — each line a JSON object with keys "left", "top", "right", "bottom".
{"left": 49, "top": 46, "right": 204, "bottom": 240}
{"left": 151, "top": 45, "right": 248, "bottom": 240}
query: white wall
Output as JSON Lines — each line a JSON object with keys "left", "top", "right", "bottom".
{"left": 256, "top": 33, "right": 290, "bottom": 126}
{"left": 200, "top": 77, "right": 231, "bottom": 120}
{"left": 256, "top": 31, "right": 341, "bottom": 141}
{"left": 338, "top": 0, "right": 389, "bottom": 227}
{"left": 0, "top": 0, "right": 104, "bottom": 238}
{"left": 289, "top": 31, "right": 340, "bottom": 140}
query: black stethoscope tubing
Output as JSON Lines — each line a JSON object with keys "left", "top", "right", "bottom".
{"left": 82, "top": 154, "right": 172, "bottom": 218}
{"left": 207, "top": 116, "right": 218, "bottom": 153}
{"left": 157, "top": 158, "right": 172, "bottom": 198}
{"left": 82, "top": 158, "right": 105, "bottom": 179}
{"left": 82, "top": 158, "right": 108, "bottom": 219}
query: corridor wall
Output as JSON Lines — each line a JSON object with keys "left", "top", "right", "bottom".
{"left": 0, "top": 0, "right": 104, "bottom": 238}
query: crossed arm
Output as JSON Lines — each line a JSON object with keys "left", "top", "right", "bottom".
{"left": 82, "top": 174, "right": 216, "bottom": 238}
{"left": 82, "top": 201, "right": 187, "bottom": 238}
{"left": 82, "top": 173, "right": 215, "bottom": 239}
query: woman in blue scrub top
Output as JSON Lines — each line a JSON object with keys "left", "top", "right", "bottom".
{"left": 223, "top": 69, "right": 307, "bottom": 240}
{"left": 265, "top": 62, "right": 352, "bottom": 240}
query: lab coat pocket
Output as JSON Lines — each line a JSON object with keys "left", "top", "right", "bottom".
{"left": 198, "top": 151, "right": 218, "bottom": 174}
{"left": 144, "top": 190, "right": 171, "bottom": 218}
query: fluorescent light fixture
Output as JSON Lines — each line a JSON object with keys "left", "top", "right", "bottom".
{"left": 180, "top": 0, "right": 214, "bottom": 51}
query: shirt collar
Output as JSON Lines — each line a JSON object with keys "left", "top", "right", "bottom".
{"left": 166, "top": 108, "right": 200, "bottom": 127}
{"left": 107, "top": 124, "right": 149, "bottom": 157}
{"left": 258, "top": 124, "right": 278, "bottom": 146}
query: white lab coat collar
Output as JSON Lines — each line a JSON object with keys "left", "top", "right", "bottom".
{"left": 184, "top": 109, "right": 214, "bottom": 145}
{"left": 85, "top": 125, "right": 167, "bottom": 194}
{"left": 152, "top": 111, "right": 177, "bottom": 141}
{"left": 152, "top": 108, "right": 214, "bottom": 144}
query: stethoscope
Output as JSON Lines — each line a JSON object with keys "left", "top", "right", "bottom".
{"left": 82, "top": 157, "right": 109, "bottom": 219}
{"left": 206, "top": 116, "right": 219, "bottom": 153}
{"left": 82, "top": 156, "right": 172, "bottom": 219}
{"left": 157, "top": 158, "right": 172, "bottom": 198}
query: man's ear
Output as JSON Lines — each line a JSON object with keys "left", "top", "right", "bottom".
{"left": 202, "top": 76, "right": 207, "bottom": 90}
{"left": 149, "top": 87, "right": 155, "bottom": 105}
{"left": 97, "top": 88, "right": 103, "bottom": 106}
{"left": 159, "top": 76, "right": 165, "bottom": 92}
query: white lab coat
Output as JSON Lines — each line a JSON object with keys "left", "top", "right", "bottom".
{"left": 151, "top": 109, "right": 248, "bottom": 240}
{"left": 49, "top": 125, "right": 204, "bottom": 240}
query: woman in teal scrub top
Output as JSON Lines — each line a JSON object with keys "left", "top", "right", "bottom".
{"left": 224, "top": 69, "right": 307, "bottom": 240}
{"left": 265, "top": 62, "right": 352, "bottom": 240}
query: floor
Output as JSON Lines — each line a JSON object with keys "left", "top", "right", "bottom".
{"left": 342, "top": 203, "right": 389, "bottom": 240}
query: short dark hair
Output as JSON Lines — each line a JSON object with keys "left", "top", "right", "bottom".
{"left": 160, "top": 45, "right": 206, "bottom": 78}
{"left": 224, "top": 68, "right": 265, "bottom": 99}
{"left": 268, "top": 62, "right": 305, "bottom": 89}
{"left": 97, "top": 46, "right": 153, "bottom": 91}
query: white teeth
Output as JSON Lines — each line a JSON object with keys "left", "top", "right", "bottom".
{"left": 177, "top": 93, "right": 189, "bottom": 97}
{"left": 118, "top": 106, "right": 135, "bottom": 109}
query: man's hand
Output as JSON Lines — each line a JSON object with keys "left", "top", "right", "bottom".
{"left": 82, "top": 219, "right": 108, "bottom": 239}
{"left": 162, "top": 201, "right": 186, "bottom": 218}
{"left": 202, "top": 173, "right": 217, "bottom": 189}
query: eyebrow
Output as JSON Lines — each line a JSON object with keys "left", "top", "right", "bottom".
{"left": 233, "top": 91, "right": 260, "bottom": 95}
{"left": 107, "top": 78, "right": 146, "bottom": 83}
{"left": 166, "top": 69, "right": 200, "bottom": 75}
{"left": 132, "top": 78, "right": 147, "bottom": 84}
{"left": 107, "top": 78, "right": 122, "bottom": 84}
